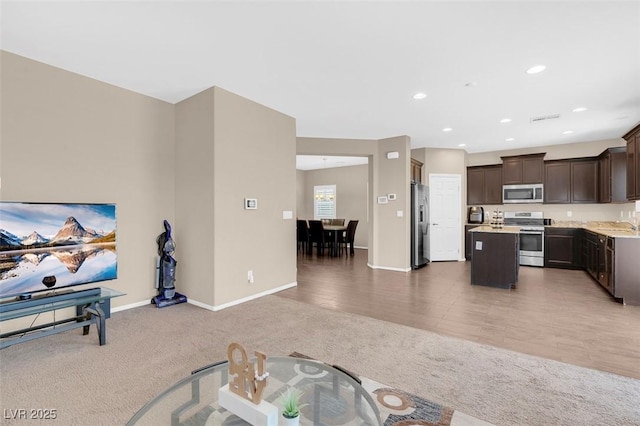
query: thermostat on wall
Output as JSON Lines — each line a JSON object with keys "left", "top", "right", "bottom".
{"left": 388, "top": 193, "right": 397, "bottom": 201}
{"left": 244, "top": 198, "right": 258, "bottom": 210}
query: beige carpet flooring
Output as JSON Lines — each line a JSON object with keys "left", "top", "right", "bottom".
{"left": 0, "top": 296, "right": 639, "bottom": 425}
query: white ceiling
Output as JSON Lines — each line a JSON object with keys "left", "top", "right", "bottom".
{"left": 2, "top": 1, "right": 639, "bottom": 162}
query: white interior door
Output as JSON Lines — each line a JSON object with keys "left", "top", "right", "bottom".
{"left": 429, "top": 174, "right": 462, "bottom": 261}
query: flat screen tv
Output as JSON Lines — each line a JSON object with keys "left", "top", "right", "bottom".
{"left": 0, "top": 202, "right": 117, "bottom": 300}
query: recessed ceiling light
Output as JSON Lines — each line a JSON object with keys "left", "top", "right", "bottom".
{"left": 506, "top": 138, "right": 515, "bottom": 142}
{"left": 458, "top": 143, "right": 466, "bottom": 147}
{"left": 413, "top": 92, "right": 427, "bottom": 100}
{"left": 442, "top": 127, "right": 453, "bottom": 132}
{"left": 500, "top": 118, "right": 512, "bottom": 123}
{"left": 572, "top": 107, "right": 588, "bottom": 112}
{"left": 562, "top": 130, "right": 574, "bottom": 135}
{"left": 526, "top": 65, "right": 546, "bottom": 74}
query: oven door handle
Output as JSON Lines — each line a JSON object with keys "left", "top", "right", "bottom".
{"left": 519, "top": 231, "right": 544, "bottom": 235}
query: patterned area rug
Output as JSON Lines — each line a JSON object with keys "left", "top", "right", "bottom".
{"left": 289, "top": 352, "right": 493, "bottom": 426}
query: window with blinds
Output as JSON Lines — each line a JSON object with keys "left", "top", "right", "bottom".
{"left": 314, "top": 185, "right": 336, "bottom": 219}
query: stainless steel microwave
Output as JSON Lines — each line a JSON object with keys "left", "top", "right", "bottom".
{"left": 503, "top": 184, "right": 543, "bottom": 204}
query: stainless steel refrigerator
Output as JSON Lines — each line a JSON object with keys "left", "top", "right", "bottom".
{"left": 411, "top": 182, "right": 430, "bottom": 269}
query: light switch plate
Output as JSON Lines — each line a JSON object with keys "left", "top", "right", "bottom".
{"left": 244, "top": 198, "right": 257, "bottom": 209}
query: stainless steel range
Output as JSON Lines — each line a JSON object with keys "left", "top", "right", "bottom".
{"left": 504, "top": 211, "right": 545, "bottom": 267}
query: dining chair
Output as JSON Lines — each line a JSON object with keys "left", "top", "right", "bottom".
{"left": 308, "top": 220, "right": 326, "bottom": 256}
{"left": 296, "top": 219, "right": 310, "bottom": 254}
{"left": 341, "top": 220, "right": 359, "bottom": 256}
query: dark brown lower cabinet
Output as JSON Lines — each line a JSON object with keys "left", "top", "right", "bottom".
{"left": 544, "top": 228, "right": 582, "bottom": 269}
{"left": 465, "top": 224, "right": 481, "bottom": 260}
{"left": 581, "top": 230, "right": 640, "bottom": 305}
{"left": 582, "top": 230, "right": 611, "bottom": 292}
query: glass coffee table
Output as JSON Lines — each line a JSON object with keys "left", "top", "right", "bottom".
{"left": 127, "top": 356, "right": 382, "bottom": 425}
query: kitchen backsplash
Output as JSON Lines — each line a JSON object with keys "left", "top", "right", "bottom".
{"left": 476, "top": 202, "right": 638, "bottom": 224}
{"left": 551, "top": 220, "right": 635, "bottom": 229}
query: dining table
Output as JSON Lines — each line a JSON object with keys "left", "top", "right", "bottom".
{"left": 323, "top": 224, "right": 347, "bottom": 257}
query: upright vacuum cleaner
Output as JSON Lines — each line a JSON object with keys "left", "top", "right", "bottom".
{"left": 152, "top": 220, "right": 187, "bottom": 308}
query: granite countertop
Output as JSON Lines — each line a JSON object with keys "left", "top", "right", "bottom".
{"left": 547, "top": 221, "right": 639, "bottom": 239}
{"left": 468, "top": 225, "right": 521, "bottom": 234}
{"left": 467, "top": 221, "right": 640, "bottom": 238}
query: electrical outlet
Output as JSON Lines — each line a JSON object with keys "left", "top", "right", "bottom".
{"left": 247, "top": 270, "right": 254, "bottom": 284}
{"left": 567, "top": 211, "right": 572, "bottom": 217}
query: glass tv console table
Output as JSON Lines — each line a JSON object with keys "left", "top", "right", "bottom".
{"left": 0, "top": 287, "right": 124, "bottom": 349}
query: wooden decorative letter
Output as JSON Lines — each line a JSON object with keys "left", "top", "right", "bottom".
{"left": 227, "top": 342, "right": 268, "bottom": 404}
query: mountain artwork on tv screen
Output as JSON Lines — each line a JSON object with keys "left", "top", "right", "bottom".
{"left": 0, "top": 202, "right": 117, "bottom": 299}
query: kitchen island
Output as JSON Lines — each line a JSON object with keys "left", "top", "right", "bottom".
{"left": 469, "top": 226, "right": 520, "bottom": 289}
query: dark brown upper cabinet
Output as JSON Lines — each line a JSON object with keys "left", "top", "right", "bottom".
{"left": 501, "top": 153, "right": 545, "bottom": 185}
{"left": 544, "top": 158, "right": 597, "bottom": 204}
{"left": 597, "top": 147, "right": 627, "bottom": 203}
{"left": 544, "top": 161, "right": 571, "bottom": 203}
{"left": 467, "top": 165, "right": 503, "bottom": 205}
{"left": 624, "top": 124, "right": 640, "bottom": 201}
{"left": 411, "top": 158, "right": 423, "bottom": 184}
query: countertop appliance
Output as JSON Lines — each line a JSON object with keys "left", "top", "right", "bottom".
{"left": 504, "top": 211, "right": 545, "bottom": 267}
{"left": 468, "top": 206, "right": 484, "bottom": 224}
{"left": 503, "top": 184, "right": 543, "bottom": 204}
{"left": 411, "top": 182, "right": 430, "bottom": 269}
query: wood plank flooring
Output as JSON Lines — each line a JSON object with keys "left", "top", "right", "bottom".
{"left": 276, "top": 250, "right": 640, "bottom": 380}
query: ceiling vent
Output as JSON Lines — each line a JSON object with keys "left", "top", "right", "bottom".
{"left": 530, "top": 114, "right": 560, "bottom": 123}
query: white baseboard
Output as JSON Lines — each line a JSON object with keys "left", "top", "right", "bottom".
{"left": 112, "top": 281, "right": 298, "bottom": 313}
{"left": 367, "top": 263, "right": 411, "bottom": 272}
{"left": 190, "top": 281, "right": 298, "bottom": 312}
{"left": 112, "top": 299, "right": 150, "bottom": 313}
{"left": 187, "top": 298, "right": 215, "bottom": 311}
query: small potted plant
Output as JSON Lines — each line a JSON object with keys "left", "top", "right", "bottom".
{"left": 279, "top": 387, "right": 307, "bottom": 426}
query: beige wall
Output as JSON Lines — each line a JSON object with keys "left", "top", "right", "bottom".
{"left": 298, "top": 136, "right": 412, "bottom": 270}
{"left": 174, "top": 88, "right": 216, "bottom": 306}
{"left": 176, "top": 87, "right": 297, "bottom": 309}
{"left": 299, "top": 164, "right": 369, "bottom": 248}
{"left": 1, "top": 52, "right": 176, "bottom": 327}
{"left": 466, "top": 138, "right": 625, "bottom": 166}
{"left": 212, "top": 87, "right": 297, "bottom": 307}
{"left": 2, "top": 52, "right": 296, "bottom": 333}
{"left": 296, "top": 169, "right": 306, "bottom": 218}
{"left": 376, "top": 136, "right": 411, "bottom": 269}
{"left": 412, "top": 148, "right": 468, "bottom": 259}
